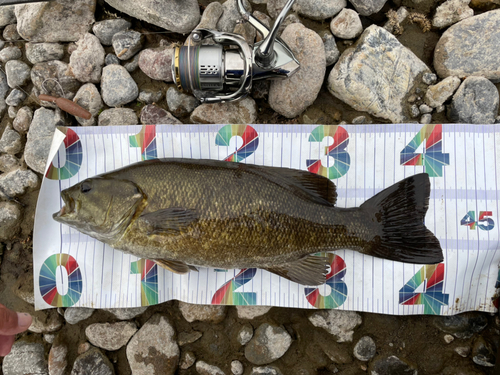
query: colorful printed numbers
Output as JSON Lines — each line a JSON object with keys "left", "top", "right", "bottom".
{"left": 39, "top": 253, "right": 82, "bottom": 307}
{"left": 305, "top": 253, "right": 348, "bottom": 309}
{"left": 130, "top": 125, "right": 158, "bottom": 160}
{"left": 45, "top": 128, "right": 83, "bottom": 180}
{"left": 215, "top": 124, "right": 259, "bottom": 162}
{"left": 399, "top": 264, "right": 449, "bottom": 315}
{"left": 130, "top": 259, "right": 159, "bottom": 306}
{"left": 461, "top": 211, "right": 495, "bottom": 231}
{"left": 212, "top": 268, "right": 257, "bottom": 305}
{"left": 307, "top": 125, "right": 350, "bottom": 180}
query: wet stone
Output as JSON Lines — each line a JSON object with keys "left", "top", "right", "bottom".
{"left": 217, "top": 0, "right": 251, "bottom": 32}
{"left": 178, "top": 330, "right": 203, "bottom": 346}
{"left": 432, "top": 0, "right": 474, "bottom": 28}
{"left": 237, "top": 323, "right": 254, "bottom": 345}
{"left": 101, "top": 65, "right": 138, "bottom": 107}
{"left": 112, "top": 30, "right": 144, "bottom": 61}
{"left": 472, "top": 337, "right": 495, "bottom": 367}
{"left": 138, "top": 46, "right": 174, "bottom": 82}
{"left": 245, "top": 323, "right": 292, "bottom": 365}
{"left": 231, "top": 360, "right": 244, "bottom": 375}
{"left": 424, "top": 76, "right": 461, "bottom": 108}
{"left": 86, "top": 321, "right": 138, "bottom": 351}
{"left": 70, "top": 347, "right": 114, "bottom": 375}
{"left": 293, "top": 0, "right": 346, "bottom": 20}
{"left": 73, "top": 83, "right": 104, "bottom": 126}
{"left": 102, "top": 306, "right": 148, "bottom": 320}
{"left": 2, "top": 341, "right": 48, "bottom": 375}
{"left": 138, "top": 89, "right": 163, "bottom": 104}
{"left": 140, "top": 104, "right": 182, "bottom": 125}
{"left": 5, "top": 60, "right": 31, "bottom": 88}
{"left": 179, "top": 351, "right": 196, "bottom": 369}
{"left": 0, "top": 126, "right": 22, "bottom": 155}
{"left": 3, "top": 24, "right": 21, "bottom": 41}
{"left": 5, "top": 89, "right": 27, "bottom": 107}
{"left": 0, "top": 154, "right": 21, "bottom": 173}
{"left": 0, "top": 201, "right": 22, "bottom": 240}
{"left": 69, "top": 33, "right": 105, "bottom": 84}
{"left": 166, "top": 87, "right": 199, "bottom": 116}
{"left": 25, "top": 43, "right": 65, "bottom": 64}
{"left": 196, "top": 361, "right": 226, "bottom": 375}
{"left": 64, "top": 307, "right": 95, "bottom": 325}
{"left": 0, "top": 168, "right": 38, "bottom": 200}
{"left": 99, "top": 108, "right": 138, "bottom": 126}
{"left": 0, "top": 46, "right": 22, "bottom": 63}
{"left": 105, "top": 53, "right": 120, "bottom": 66}
{"left": 330, "top": 9, "right": 363, "bottom": 40}
{"left": 179, "top": 302, "right": 227, "bottom": 323}
{"left": 353, "top": 336, "right": 376, "bottom": 361}
{"left": 93, "top": 19, "right": 132, "bottom": 46}
{"left": 309, "top": 310, "right": 362, "bottom": 342}
{"left": 370, "top": 356, "right": 417, "bottom": 375}
{"left": 250, "top": 366, "right": 283, "bottom": 375}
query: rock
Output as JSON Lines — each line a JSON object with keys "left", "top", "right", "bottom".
{"left": 86, "top": 322, "right": 137, "bottom": 351}
{"left": 318, "top": 340, "right": 353, "bottom": 364}
{"left": 197, "top": 2, "right": 223, "bottom": 30}
{"left": 433, "top": 312, "right": 488, "bottom": 339}
{"left": 0, "top": 168, "right": 38, "bottom": 200}
{"left": 196, "top": 361, "right": 226, "bottom": 375}
{"left": 191, "top": 96, "right": 258, "bottom": 123}
{"left": 2, "top": 341, "right": 48, "bottom": 375}
{"left": 103, "top": 0, "right": 199, "bottom": 34}
{"left": 237, "top": 324, "right": 254, "bottom": 346}
{"left": 69, "top": 33, "right": 105, "bottom": 83}
{"left": 140, "top": 104, "right": 182, "bottom": 125}
{"left": 48, "top": 342, "right": 68, "bottom": 375}
{"left": 138, "top": 46, "right": 174, "bottom": 82}
{"left": 424, "top": 76, "right": 461, "bottom": 108}
{"left": 0, "top": 46, "right": 22, "bottom": 63}
{"left": 64, "top": 307, "right": 95, "bottom": 325}
{"left": 444, "top": 334, "right": 455, "bottom": 343}
{"left": 8, "top": 106, "right": 17, "bottom": 118}
{"left": 0, "top": 154, "right": 22, "bottom": 173}
{"left": 0, "top": 201, "right": 22, "bottom": 240}
{"left": 250, "top": 366, "right": 283, "bottom": 375}
{"left": 138, "top": 89, "right": 163, "bottom": 104}
{"left": 0, "top": 5, "right": 16, "bottom": 27}
{"left": 433, "top": 0, "right": 474, "bottom": 28}
{"left": 126, "top": 314, "right": 179, "bottom": 375}
{"left": 93, "top": 19, "right": 132, "bottom": 46}
{"left": 112, "top": 30, "right": 144, "bottom": 60}
{"left": 15, "top": 0, "right": 95, "bottom": 42}
{"left": 434, "top": 10, "right": 500, "bottom": 81}
{"left": 13, "top": 106, "right": 33, "bottom": 134}
{"left": 102, "top": 306, "right": 148, "bottom": 320}
{"left": 26, "top": 43, "right": 65, "bottom": 64}
{"left": 269, "top": 24, "right": 325, "bottom": 118}
{"left": 71, "top": 347, "right": 114, "bottom": 375}
{"left": 419, "top": 104, "right": 432, "bottom": 114}
{"left": 472, "top": 337, "right": 495, "bottom": 367}
{"left": 78, "top": 343, "right": 91, "bottom": 355}
{"left": 455, "top": 346, "right": 470, "bottom": 357}
{"left": 328, "top": 25, "right": 430, "bottom": 123}
{"left": 236, "top": 306, "right": 272, "bottom": 320}
{"left": 178, "top": 331, "right": 203, "bottom": 346}
{"left": 353, "top": 336, "right": 376, "bottom": 361}
{"left": 0, "top": 126, "right": 22, "bottom": 155}
{"left": 31, "top": 60, "right": 81, "bottom": 99}
{"left": 29, "top": 311, "right": 64, "bottom": 333}
{"left": 330, "top": 9, "right": 363, "bottom": 39}
{"left": 217, "top": 0, "right": 251, "bottom": 32}
{"left": 0, "top": 69, "right": 9, "bottom": 97}
{"left": 178, "top": 301, "right": 227, "bottom": 323}
{"left": 98, "top": 108, "right": 139, "bottom": 126}
{"left": 410, "top": 104, "right": 420, "bottom": 118}
{"left": 370, "top": 356, "right": 417, "bottom": 375}
{"left": 422, "top": 72, "right": 438, "bottom": 85}
{"left": 13, "top": 271, "right": 34, "bottom": 305}
{"left": 3, "top": 24, "right": 21, "bottom": 41}
{"left": 44, "top": 333, "right": 56, "bottom": 344}
{"left": 166, "top": 87, "right": 199, "bottom": 116}
{"left": 320, "top": 31, "right": 340, "bottom": 66}
{"left": 308, "top": 310, "right": 362, "bottom": 342}
{"left": 105, "top": 53, "right": 121, "bottom": 66}
{"left": 293, "top": 0, "right": 346, "bottom": 20}
{"left": 180, "top": 351, "right": 196, "bottom": 369}
{"left": 73, "top": 83, "right": 104, "bottom": 126}
{"left": 6, "top": 89, "right": 27, "bottom": 107}
{"left": 124, "top": 54, "right": 140, "bottom": 72}
{"left": 101, "top": 65, "right": 138, "bottom": 107}
{"left": 5, "top": 60, "right": 31, "bottom": 88}
{"left": 420, "top": 113, "right": 432, "bottom": 123}
{"left": 245, "top": 323, "right": 292, "bottom": 365}
{"left": 231, "top": 360, "right": 244, "bottom": 375}
{"left": 448, "top": 76, "right": 499, "bottom": 124}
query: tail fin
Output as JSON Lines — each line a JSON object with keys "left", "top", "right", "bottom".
{"left": 360, "top": 173, "right": 443, "bottom": 264}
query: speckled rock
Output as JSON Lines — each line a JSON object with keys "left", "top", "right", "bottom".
{"left": 71, "top": 348, "right": 114, "bottom": 375}
{"left": 245, "top": 323, "right": 292, "bottom": 365}
{"left": 93, "top": 19, "right": 132, "bottom": 46}
{"left": 15, "top": 0, "right": 95, "bottom": 42}
{"left": 98, "top": 108, "right": 138, "bottom": 126}
{"left": 353, "top": 336, "right": 376, "bottom": 361}
{"left": 424, "top": 76, "right": 461, "bottom": 108}
{"left": 0, "top": 201, "right": 22, "bottom": 240}
{"left": 3, "top": 24, "right": 21, "bottom": 41}
{"left": 330, "top": 9, "right": 363, "bottom": 39}
{"left": 236, "top": 306, "right": 272, "bottom": 320}
{"left": 328, "top": 25, "right": 430, "bottom": 123}
{"left": 48, "top": 341, "right": 68, "bottom": 375}
{"left": 0, "top": 126, "right": 22, "bottom": 155}
{"left": 29, "top": 310, "right": 64, "bottom": 333}
{"left": 191, "top": 96, "right": 258, "bottom": 124}
{"left": 0, "top": 46, "right": 22, "bottom": 63}
{"left": 178, "top": 301, "right": 227, "bottom": 323}
{"left": 69, "top": 33, "right": 105, "bottom": 83}
{"left": 166, "top": 87, "right": 199, "bottom": 116}
{"left": 5, "top": 60, "right": 31, "bottom": 88}
{"left": 293, "top": 0, "right": 346, "bottom": 20}
{"left": 237, "top": 324, "right": 254, "bottom": 346}
{"left": 105, "top": 53, "right": 120, "bottom": 66}
{"left": 86, "top": 322, "right": 137, "bottom": 351}
{"left": 308, "top": 310, "right": 362, "bottom": 342}
{"left": 112, "top": 30, "right": 144, "bottom": 60}
{"left": 434, "top": 10, "right": 500, "bottom": 81}
{"left": 73, "top": 83, "right": 104, "bottom": 126}
{"left": 126, "top": 314, "right": 179, "bottom": 375}
{"left": 101, "top": 65, "right": 138, "bottom": 107}
{"left": 31, "top": 60, "right": 81, "bottom": 99}
{"left": 64, "top": 307, "right": 95, "bottom": 325}
{"left": 102, "top": 306, "right": 148, "bottom": 320}
{"left": 432, "top": 0, "right": 474, "bottom": 28}
{"left": 217, "top": 0, "right": 251, "bottom": 32}
{"left": 0, "top": 154, "right": 22, "bottom": 173}
{"left": 0, "top": 168, "right": 38, "bottom": 200}
{"left": 5, "top": 89, "right": 27, "bottom": 107}
{"left": 140, "top": 104, "right": 182, "bottom": 125}
{"left": 0, "top": 5, "right": 16, "bottom": 27}
{"left": 231, "top": 360, "right": 244, "bottom": 375}
{"left": 138, "top": 89, "right": 163, "bottom": 104}
{"left": 138, "top": 46, "right": 174, "bottom": 81}
{"left": 26, "top": 43, "right": 65, "bottom": 64}
{"left": 349, "top": 0, "right": 388, "bottom": 15}
{"left": 196, "top": 361, "right": 226, "bottom": 375}
{"left": 320, "top": 30, "right": 340, "bottom": 66}
{"left": 269, "top": 23, "right": 325, "bottom": 118}
{"left": 2, "top": 341, "right": 48, "bottom": 375}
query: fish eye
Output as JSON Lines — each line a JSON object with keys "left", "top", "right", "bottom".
{"left": 81, "top": 181, "right": 92, "bottom": 193}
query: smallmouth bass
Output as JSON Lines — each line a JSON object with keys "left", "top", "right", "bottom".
{"left": 53, "top": 159, "right": 443, "bottom": 285}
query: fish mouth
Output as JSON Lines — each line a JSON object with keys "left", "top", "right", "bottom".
{"left": 53, "top": 192, "right": 76, "bottom": 220}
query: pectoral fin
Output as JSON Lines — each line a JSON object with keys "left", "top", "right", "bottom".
{"left": 263, "top": 255, "right": 329, "bottom": 286}
{"left": 139, "top": 207, "right": 198, "bottom": 235}
{"left": 155, "top": 259, "right": 198, "bottom": 274}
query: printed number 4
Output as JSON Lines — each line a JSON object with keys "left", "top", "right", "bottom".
{"left": 461, "top": 211, "right": 495, "bottom": 231}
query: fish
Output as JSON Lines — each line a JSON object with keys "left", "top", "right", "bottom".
{"left": 53, "top": 158, "right": 443, "bottom": 286}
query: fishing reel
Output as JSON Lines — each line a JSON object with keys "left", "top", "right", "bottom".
{"left": 172, "top": 0, "right": 300, "bottom": 103}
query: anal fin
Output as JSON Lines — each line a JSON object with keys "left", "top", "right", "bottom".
{"left": 263, "top": 255, "right": 329, "bottom": 286}
{"left": 155, "top": 259, "right": 198, "bottom": 274}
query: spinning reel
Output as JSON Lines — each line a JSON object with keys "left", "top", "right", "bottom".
{"left": 172, "top": 0, "right": 300, "bottom": 103}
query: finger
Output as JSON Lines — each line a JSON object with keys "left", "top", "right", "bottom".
{"left": 0, "top": 306, "right": 32, "bottom": 336}
{"left": 0, "top": 335, "right": 16, "bottom": 357}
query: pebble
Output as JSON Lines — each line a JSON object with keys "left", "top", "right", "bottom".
{"left": 15, "top": 0, "right": 95, "bottom": 42}
{"left": 124, "top": 54, "right": 140, "bottom": 72}
{"left": 105, "top": 53, "right": 121, "bottom": 66}
{"left": 308, "top": 310, "right": 362, "bottom": 342}
{"left": 350, "top": 0, "right": 388, "bottom": 16}
{"left": 353, "top": 336, "right": 376, "bottom": 361}
{"left": 244, "top": 323, "right": 292, "bottom": 365}
{"left": 424, "top": 76, "right": 461, "bottom": 108}
{"left": 0, "top": 201, "right": 22, "bottom": 240}
{"left": 318, "top": 340, "right": 353, "bottom": 364}
{"left": 269, "top": 23, "right": 324, "bottom": 118}
{"left": 138, "top": 46, "right": 174, "bottom": 82}
{"left": 0, "top": 168, "right": 38, "bottom": 200}
{"left": 293, "top": 0, "right": 346, "bottom": 20}
{"left": 70, "top": 347, "right": 114, "bottom": 375}
{"left": 69, "top": 33, "right": 106, "bottom": 83}
{"left": 0, "top": 5, "right": 16, "bottom": 27}
{"left": 112, "top": 30, "right": 144, "bottom": 60}
{"left": 0, "top": 126, "right": 22, "bottom": 155}
{"left": 236, "top": 306, "right": 272, "bottom": 320}
{"left": 191, "top": 96, "right": 258, "bottom": 124}
{"left": 352, "top": 115, "right": 371, "bottom": 124}
{"left": 64, "top": 307, "right": 95, "bottom": 325}
{"left": 432, "top": 0, "right": 474, "bottom": 28}
{"left": 14, "top": 271, "right": 34, "bottom": 305}
{"left": 93, "top": 19, "right": 132, "bottom": 46}
{"left": 231, "top": 360, "right": 244, "bottom": 375}
{"left": 73, "top": 83, "right": 104, "bottom": 126}
{"left": 25, "top": 43, "right": 65, "bottom": 64}
{"left": 434, "top": 9, "right": 500, "bottom": 80}
{"left": 5, "top": 60, "right": 31, "bottom": 88}
{"left": 99, "top": 108, "right": 139, "bottom": 126}
{"left": 455, "top": 346, "right": 471, "bottom": 357}
{"left": 329, "top": 25, "right": 430, "bottom": 123}
{"left": 217, "top": 0, "right": 251, "bottom": 32}
{"left": 5, "top": 89, "right": 27, "bottom": 107}
{"left": 433, "top": 312, "right": 488, "bottom": 339}
{"left": 126, "top": 314, "right": 180, "bottom": 375}
{"left": 179, "top": 351, "right": 196, "bottom": 369}
{"left": 29, "top": 311, "right": 64, "bottom": 333}
{"left": 2, "top": 341, "right": 48, "bottom": 375}
{"left": 102, "top": 306, "right": 148, "bottom": 320}
{"left": 3, "top": 24, "right": 21, "bottom": 41}
{"left": 0, "top": 46, "right": 22, "bottom": 63}
{"left": 178, "top": 301, "right": 227, "bottom": 323}
{"left": 410, "top": 104, "right": 420, "bottom": 118}
{"left": 48, "top": 342, "right": 68, "bottom": 375}
{"left": 448, "top": 76, "right": 499, "bottom": 124}
{"left": 330, "top": 9, "right": 363, "bottom": 39}
{"left": 44, "top": 333, "right": 56, "bottom": 344}
{"left": 196, "top": 2, "right": 223, "bottom": 30}
{"left": 178, "top": 330, "right": 203, "bottom": 346}
{"left": 78, "top": 342, "right": 91, "bottom": 355}
{"left": 320, "top": 31, "right": 340, "bottom": 66}
{"left": 371, "top": 355, "right": 417, "bottom": 375}
{"left": 166, "top": 87, "right": 199, "bottom": 116}
{"left": 419, "top": 104, "right": 432, "bottom": 114}
{"left": 422, "top": 72, "right": 438, "bottom": 85}
{"left": 444, "top": 334, "right": 455, "bottom": 343}
{"left": 237, "top": 324, "right": 254, "bottom": 345}
{"left": 103, "top": 0, "right": 200, "bottom": 34}
{"left": 8, "top": 106, "right": 17, "bottom": 118}
{"left": 472, "top": 337, "right": 495, "bottom": 367}
{"left": 420, "top": 113, "right": 432, "bottom": 122}
{"left": 250, "top": 366, "right": 283, "bottom": 374}
{"left": 140, "top": 104, "right": 182, "bottom": 125}
{"left": 196, "top": 361, "right": 226, "bottom": 375}
{"left": 0, "top": 154, "right": 22, "bottom": 173}
{"left": 101, "top": 64, "right": 139, "bottom": 107}
{"left": 31, "top": 60, "right": 81, "bottom": 99}
{"left": 138, "top": 89, "right": 163, "bottom": 104}
{"left": 86, "top": 321, "right": 138, "bottom": 351}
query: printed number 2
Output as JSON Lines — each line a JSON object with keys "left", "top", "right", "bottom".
{"left": 461, "top": 211, "right": 495, "bottom": 231}
{"left": 215, "top": 124, "right": 259, "bottom": 162}
{"left": 212, "top": 268, "right": 257, "bottom": 305}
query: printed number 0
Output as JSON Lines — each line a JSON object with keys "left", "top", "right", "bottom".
{"left": 215, "top": 124, "right": 259, "bottom": 162}
{"left": 45, "top": 128, "right": 83, "bottom": 180}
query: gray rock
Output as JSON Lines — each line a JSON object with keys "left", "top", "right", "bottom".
{"left": 237, "top": 324, "right": 254, "bottom": 346}
{"left": 0, "top": 70, "right": 9, "bottom": 98}
{"left": 196, "top": 361, "right": 226, "bottom": 375}
{"left": 197, "top": 2, "right": 223, "bottom": 30}
{"left": 86, "top": 322, "right": 137, "bottom": 351}
{"left": 48, "top": 342, "right": 68, "bottom": 375}
{"left": 0, "top": 201, "right": 22, "bottom": 240}
{"left": 422, "top": 72, "right": 438, "bottom": 85}
{"left": 434, "top": 10, "right": 500, "bottom": 81}
{"left": 432, "top": 0, "right": 474, "bottom": 28}
{"left": 2, "top": 341, "right": 48, "bottom": 375}
{"left": 93, "top": 19, "right": 132, "bottom": 46}
{"left": 103, "top": 0, "right": 200, "bottom": 34}
{"left": 8, "top": 106, "right": 17, "bottom": 118}
{"left": 102, "top": 306, "right": 147, "bottom": 320}
{"left": 371, "top": 356, "right": 417, "bottom": 375}
{"left": 308, "top": 310, "right": 362, "bottom": 342}
{"left": 124, "top": 54, "right": 140, "bottom": 72}
{"left": 101, "top": 65, "right": 138, "bottom": 107}
{"left": 112, "top": 30, "right": 144, "bottom": 61}
{"left": 166, "top": 87, "right": 199, "bottom": 116}
{"left": 138, "top": 46, "right": 174, "bottom": 81}
{"left": 0, "top": 154, "right": 22, "bottom": 173}
{"left": 419, "top": 104, "right": 432, "bottom": 114}
{"left": 15, "top": 0, "right": 95, "bottom": 42}
{"left": 191, "top": 96, "right": 257, "bottom": 124}
{"left": 69, "top": 33, "right": 105, "bottom": 84}
{"left": 3, "top": 24, "right": 21, "bottom": 41}
{"left": 73, "top": 83, "right": 103, "bottom": 126}
{"left": 31, "top": 60, "right": 81, "bottom": 99}
{"left": 5, "top": 89, "right": 27, "bottom": 107}
{"left": 320, "top": 31, "right": 340, "bottom": 66}
{"left": 0, "top": 5, "right": 16, "bottom": 27}
{"left": 105, "top": 53, "right": 120, "bottom": 66}
{"left": 13, "top": 271, "right": 34, "bottom": 305}
{"left": 250, "top": 366, "right": 283, "bottom": 375}
{"left": 353, "top": 336, "right": 376, "bottom": 361}
{"left": 267, "top": 0, "right": 289, "bottom": 19}
{"left": 232, "top": 360, "right": 244, "bottom": 375}
{"left": 98, "top": 108, "right": 138, "bottom": 126}
{"left": 433, "top": 312, "right": 488, "bottom": 339}
{"left": 424, "top": 76, "right": 461, "bottom": 107}
{"left": 178, "top": 331, "right": 203, "bottom": 346}
{"left": 217, "top": 0, "right": 251, "bottom": 32}
{"left": 71, "top": 348, "right": 114, "bottom": 375}
{"left": 140, "top": 104, "right": 182, "bottom": 125}
{"left": 179, "top": 351, "right": 196, "bottom": 369}
{"left": 293, "top": 0, "right": 345, "bottom": 20}
{"left": 0, "top": 168, "right": 38, "bottom": 200}
{"left": 448, "top": 76, "right": 499, "bottom": 124}
{"left": 25, "top": 43, "right": 65, "bottom": 64}
{"left": 330, "top": 9, "right": 363, "bottom": 39}
{"left": 410, "top": 104, "right": 420, "bottom": 118}
{"left": 138, "top": 89, "right": 163, "bottom": 104}
{"left": 328, "top": 25, "right": 430, "bottom": 123}
{"left": 245, "top": 323, "right": 292, "bottom": 365}
{"left": 5, "top": 60, "right": 31, "bottom": 88}
{"left": 13, "top": 106, "right": 33, "bottom": 134}
{"left": 126, "top": 314, "right": 179, "bottom": 375}
{"left": 349, "top": 0, "right": 388, "bottom": 16}
{"left": 0, "top": 46, "right": 22, "bottom": 63}
{"left": 269, "top": 24, "right": 325, "bottom": 118}
{"left": 29, "top": 311, "right": 64, "bottom": 333}
{"left": 236, "top": 306, "right": 272, "bottom": 320}
{"left": 178, "top": 301, "right": 227, "bottom": 323}
{"left": 0, "top": 126, "right": 22, "bottom": 155}
{"left": 64, "top": 307, "right": 95, "bottom": 325}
